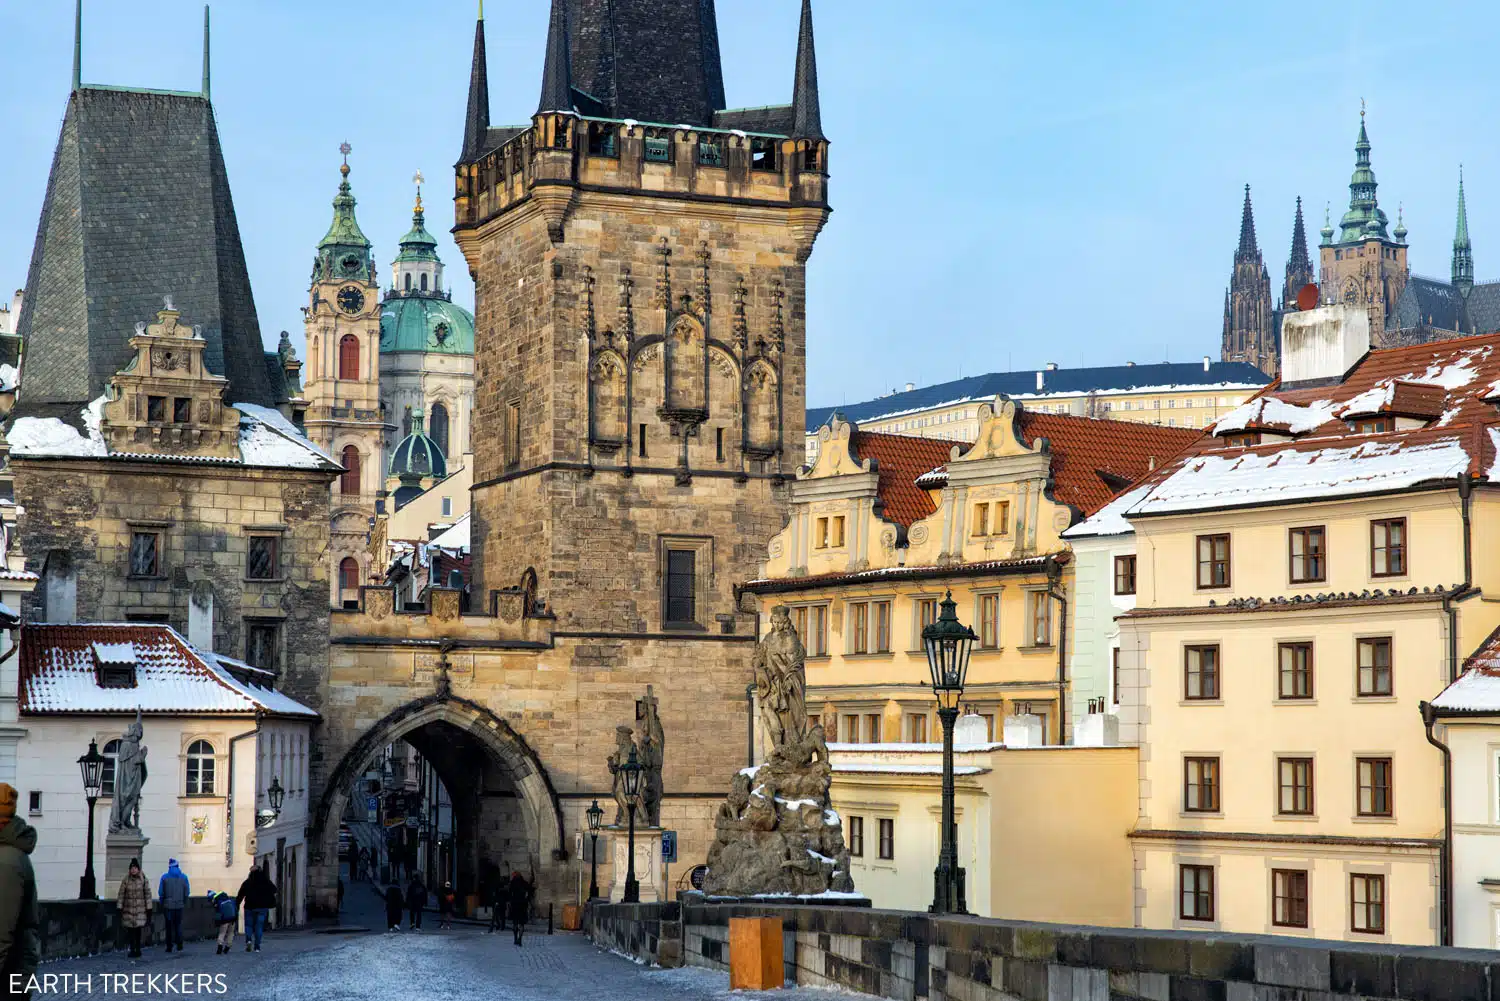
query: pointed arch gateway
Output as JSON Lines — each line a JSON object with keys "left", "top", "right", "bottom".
{"left": 310, "top": 693, "right": 565, "bottom": 915}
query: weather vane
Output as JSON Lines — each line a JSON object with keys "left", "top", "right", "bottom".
{"left": 1360, "top": 97, "right": 1365, "bottom": 118}
{"left": 340, "top": 141, "right": 352, "bottom": 165}
{"left": 413, "top": 169, "right": 425, "bottom": 212}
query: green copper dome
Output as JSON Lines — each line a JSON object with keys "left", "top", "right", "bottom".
{"left": 380, "top": 295, "right": 475, "bottom": 354}
{"left": 1337, "top": 116, "right": 1389, "bottom": 243}
{"left": 395, "top": 205, "right": 440, "bottom": 264}
{"left": 315, "top": 158, "right": 373, "bottom": 282}
{"left": 389, "top": 413, "right": 448, "bottom": 480}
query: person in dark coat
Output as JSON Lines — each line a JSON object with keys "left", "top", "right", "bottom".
{"left": 506, "top": 872, "right": 530, "bottom": 947}
{"left": 487, "top": 873, "right": 509, "bottom": 934}
{"left": 404, "top": 875, "right": 425, "bottom": 930}
{"left": 383, "top": 885, "right": 404, "bottom": 932}
{"left": 0, "top": 784, "right": 39, "bottom": 991}
{"left": 234, "top": 866, "right": 277, "bottom": 953}
{"left": 436, "top": 882, "right": 456, "bottom": 929}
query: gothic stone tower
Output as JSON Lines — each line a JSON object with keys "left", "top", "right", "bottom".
{"left": 302, "top": 151, "right": 389, "bottom": 603}
{"left": 1283, "top": 196, "right": 1315, "bottom": 310}
{"left": 444, "top": 0, "right": 829, "bottom": 887}
{"left": 1222, "top": 186, "right": 1277, "bottom": 376}
{"left": 1319, "top": 113, "right": 1409, "bottom": 346}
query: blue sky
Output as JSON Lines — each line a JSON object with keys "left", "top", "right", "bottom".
{"left": 1, "top": 2, "right": 1493, "bottom": 410}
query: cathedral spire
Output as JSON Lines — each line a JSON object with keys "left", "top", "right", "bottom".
{"left": 1338, "top": 105, "right": 1389, "bottom": 242}
{"left": 1454, "top": 167, "right": 1474, "bottom": 293}
{"left": 538, "top": 0, "right": 575, "bottom": 114}
{"left": 461, "top": 9, "right": 490, "bottom": 161}
{"left": 791, "top": 0, "right": 825, "bottom": 141}
{"left": 1236, "top": 185, "right": 1259, "bottom": 261}
{"left": 1288, "top": 196, "right": 1309, "bottom": 270}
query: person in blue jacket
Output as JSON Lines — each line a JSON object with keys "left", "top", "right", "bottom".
{"left": 209, "top": 890, "right": 238, "bottom": 954}
{"left": 157, "top": 859, "right": 191, "bottom": 953}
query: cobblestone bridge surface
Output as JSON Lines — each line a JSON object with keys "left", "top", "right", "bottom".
{"left": 28, "top": 888, "right": 843, "bottom": 1001}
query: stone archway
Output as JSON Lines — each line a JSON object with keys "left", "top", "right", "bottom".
{"left": 308, "top": 694, "right": 565, "bottom": 916}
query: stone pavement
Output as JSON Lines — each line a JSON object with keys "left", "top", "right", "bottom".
{"left": 27, "top": 887, "right": 851, "bottom": 1001}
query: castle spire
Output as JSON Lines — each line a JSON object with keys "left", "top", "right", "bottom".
{"left": 201, "top": 5, "right": 210, "bottom": 100}
{"left": 791, "top": 0, "right": 825, "bottom": 141}
{"left": 1288, "top": 196, "right": 1309, "bottom": 269}
{"left": 317, "top": 145, "right": 372, "bottom": 280}
{"left": 1338, "top": 105, "right": 1389, "bottom": 242}
{"left": 72, "top": 0, "right": 82, "bottom": 92}
{"left": 538, "top": 0, "right": 575, "bottom": 114}
{"left": 461, "top": 9, "right": 490, "bottom": 161}
{"left": 1454, "top": 166, "right": 1474, "bottom": 293}
{"left": 1236, "top": 185, "right": 1259, "bottom": 260}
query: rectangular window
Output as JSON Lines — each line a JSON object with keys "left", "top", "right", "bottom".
{"left": 851, "top": 601, "right": 869, "bottom": 654}
{"left": 129, "top": 531, "right": 161, "bottom": 577}
{"left": 441, "top": 497, "right": 453, "bottom": 517}
{"left": 847, "top": 816, "right": 864, "bottom": 857}
{"left": 1277, "top": 757, "right": 1314, "bottom": 815}
{"left": 1272, "top": 869, "right": 1309, "bottom": 928}
{"left": 664, "top": 549, "right": 697, "bottom": 626}
{"left": 847, "top": 600, "right": 891, "bottom": 654}
{"left": 1350, "top": 874, "right": 1386, "bottom": 934}
{"left": 832, "top": 516, "right": 846, "bottom": 548}
{"left": 840, "top": 714, "right": 859, "bottom": 743}
{"left": 1114, "top": 555, "right": 1137, "bottom": 595}
{"left": 1350, "top": 417, "right": 1394, "bottom": 434}
{"left": 792, "top": 604, "right": 828, "bottom": 657}
{"left": 977, "top": 593, "right": 1000, "bottom": 649}
{"left": 874, "top": 601, "right": 891, "bottom": 654}
{"left": 1196, "top": 534, "right": 1231, "bottom": 588}
{"left": 972, "top": 503, "right": 989, "bottom": 537}
{"left": 1025, "top": 591, "right": 1052, "bottom": 647}
{"left": 1112, "top": 648, "right": 1122, "bottom": 705}
{"left": 172, "top": 398, "right": 191, "bottom": 423}
{"left": 815, "top": 517, "right": 829, "bottom": 549}
{"left": 644, "top": 134, "right": 673, "bottom": 164}
{"left": 1357, "top": 757, "right": 1393, "bottom": 817}
{"left": 1224, "top": 433, "right": 1261, "bottom": 448}
{"left": 716, "top": 427, "right": 725, "bottom": 462}
{"left": 862, "top": 714, "right": 882, "bottom": 743}
{"left": 27, "top": 791, "right": 40, "bottom": 816}
{"left": 992, "top": 501, "right": 1010, "bottom": 534}
{"left": 877, "top": 818, "right": 894, "bottom": 860}
{"left": 696, "top": 138, "right": 725, "bottom": 167}
{"left": 147, "top": 395, "right": 166, "bottom": 422}
{"left": 506, "top": 401, "right": 522, "bottom": 468}
{"left": 244, "top": 619, "right": 281, "bottom": 675}
{"left": 586, "top": 122, "right": 618, "bottom": 158}
{"left": 1183, "top": 756, "right": 1220, "bottom": 812}
{"left": 905, "top": 713, "right": 928, "bottom": 742}
{"left": 916, "top": 598, "right": 938, "bottom": 647}
{"left": 637, "top": 423, "right": 648, "bottom": 459}
{"left": 1184, "top": 645, "right": 1220, "bottom": 700}
{"left": 1357, "top": 637, "right": 1393, "bottom": 696}
{"left": 1371, "top": 518, "right": 1407, "bottom": 577}
{"left": 246, "top": 535, "right": 279, "bottom": 581}
{"left": 1278, "top": 642, "right": 1314, "bottom": 700}
{"left": 1289, "top": 527, "right": 1326, "bottom": 583}
{"left": 749, "top": 136, "right": 780, "bottom": 171}
{"left": 1179, "top": 865, "right": 1215, "bottom": 921}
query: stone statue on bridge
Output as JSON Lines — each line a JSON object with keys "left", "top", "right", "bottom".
{"left": 108, "top": 711, "right": 148, "bottom": 834}
{"left": 638, "top": 685, "right": 664, "bottom": 827}
{"left": 702, "top": 605, "right": 858, "bottom": 899}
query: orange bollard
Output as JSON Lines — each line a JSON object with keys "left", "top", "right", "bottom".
{"left": 729, "top": 916, "right": 783, "bottom": 990}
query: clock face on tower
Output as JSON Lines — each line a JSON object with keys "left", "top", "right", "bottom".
{"left": 338, "top": 286, "right": 366, "bottom": 314}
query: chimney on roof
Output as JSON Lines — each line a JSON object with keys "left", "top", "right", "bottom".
{"left": 1045, "top": 362, "right": 1059, "bottom": 371}
{"left": 1126, "top": 361, "right": 1135, "bottom": 368}
{"left": 1036, "top": 371, "right": 1045, "bottom": 391}
{"left": 1203, "top": 356, "right": 1211, "bottom": 371}
{"left": 1280, "top": 303, "right": 1370, "bottom": 388}
{"left": 905, "top": 382, "right": 915, "bottom": 392}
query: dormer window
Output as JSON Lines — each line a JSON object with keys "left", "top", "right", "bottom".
{"left": 92, "top": 642, "right": 138, "bottom": 689}
{"left": 1224, "top": 433, "right": 1261, "bottom": 448}
{"left": 750, "top": 137, "right": 779, "bottom": 172}
{"left": 1349, "top": 417, "right": 1393, "bottom": 434}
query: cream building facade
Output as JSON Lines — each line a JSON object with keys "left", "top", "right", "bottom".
{"left": 1115, "top": 307, "right": 1500, "bottom": 945}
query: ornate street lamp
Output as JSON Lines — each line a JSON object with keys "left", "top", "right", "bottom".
{"left": 621, "top": 746, "right": 644, "bottom": 903}
{"left": 922, "top": 590, "right": 976, "bottom": 915}
{"left": 586, "top": 799, "right": 604, "bottom": 900}
{"left": 258, "top": 776, "right": 285, "bottom": 829}
{"left": 77, "top": 740, "right": 106, "bottom": 900}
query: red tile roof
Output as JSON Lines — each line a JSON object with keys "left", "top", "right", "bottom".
{"left": 1015, "top": 412, "right": 1200, "bottom": 516}
{"left": 849, "top": 431, "right": 957, "bottom": 527}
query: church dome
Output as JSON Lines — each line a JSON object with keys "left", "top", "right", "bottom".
{"left": 379, "top": 295, "right": 475, "bottom": 355}
{"left": 388, "top": 413, "right": 448, "bottom": 481}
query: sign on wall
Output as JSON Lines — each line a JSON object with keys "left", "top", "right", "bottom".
{"left": 661, "top": 830, "right": 677, "bottom": 865}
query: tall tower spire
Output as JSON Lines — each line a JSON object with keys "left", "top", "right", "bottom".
{"left": 791, "top": 0, "right": 825, "bottom": 141}
{"left": 1284, "top": 196, "right": 1315, "bottom": 308}
{"left": 537, "top": 0, "right": 574, "bottom": 114}
{"left": 1338, "top": 105, "right": 1389, "bottom": 242}
{"left": 72, "top": 0, "right": 82, "bottom": 92}
{"left": 461, "top": 9, "right": 490, "bottom": 161}
{"left": 1236, "top": 184, "right": 1259, "bottom": 260}
{"left": 1453, "top": 166, "right": 1474, "bottom": 294}
{"left": 201, "top": 5, "right": 210, "bottom": 100}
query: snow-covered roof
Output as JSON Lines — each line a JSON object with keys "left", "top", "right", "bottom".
{"left": 428, "top": 513, "right": 471, "bottom": 552}
{"left": 1062, "top": 482, "right": 1154, "bottom": 540}
{"left": 7, "top": 397, "right": 337, "bottom": 471}
{"left": 20, "top": 623, "right": 319, "bottom": 718}
{"left": 1430, "top": 669, "right": 1500, "bottom": 715}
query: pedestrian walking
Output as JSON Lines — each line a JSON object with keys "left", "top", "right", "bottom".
{"left": 157, "top": 858, "right": 190, "bottom": 953}
{"left": 234, "top": 866, "right": 277, "bottom": 953}
{"left": 404, "top": 875, "right": 425, "bottom": 931}
{"left": 209, "top": 891, "right": 238, "bottom": 954}
{"left": 0, "top": 783, "right": 40, "bottom": 995}
{"left": 487, "top": 871, "right": 509, "bottom": 934}
{"left": 506, "top": 871, "right": 530, "bottom": 948}
{"left": 116, "top": 859, "right": 152, "bottom": 959}
{"left": 437, "top": 882, "right": 456, "bottom": 929}
{"left": 336, "top": 878, "right": 344, "bottom": 915}
{"left": 383, "top": 885, "right": 404, "bottom": 932}
{"left": 358, "top": 848, "right": 371, "bottom": 883}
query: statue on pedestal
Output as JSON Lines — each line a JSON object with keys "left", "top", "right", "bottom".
{"left": 607, "top": 726, "right": 635, "bottom": 826}
{"left": 108, "top": 711, "right": 148, "bottom": 834}
{"left": 754, "top": 605, "right": 808, "bottom": 748}
{"left": 638, "top": 685, "right": 664, "bottom": 827}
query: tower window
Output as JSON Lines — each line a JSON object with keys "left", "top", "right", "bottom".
{"left": 587, "top": 122, "right": 619, "bottom": 158}
{"left": 338, "top": 335, "right": 360, "bottom": 380}
{"left": 696, "top": 138, "right": 725, "bottom": 167}
{"left": 147, "top": 396, "right": 166, "bottom": 423}
{"left": 340, "top": 445, "right": 361, "bottom": 495}
{"left": 750, "top": 137, "right": 779, "bottom": 172}
{"left": 644, "top": 133, "right": 673, "bottom": 164}
{"left": 507, "top": 401, "right": 522, "bottom": 468}
{"left": 638, "top": 423, "right": 648, "bottom": 459}
{"left": 173, "top": 398, "right": 192, "bottom": 423}
{"left": 716, "top": 427, "right": 725, "bottom": 462}
{"left": 246, "top": 536, "right": 280, "bottom": 581}
{"left": 429, "top": 403, "right": 451, "bottom": 457}
{"left": 404, "top": 273, "right": 411, "bottom": 291}
{"left": 338, "top": 557, "right": 360, "bottom": 592}
{"left": 420, "top": 273, "right": 428, "bottom": 292}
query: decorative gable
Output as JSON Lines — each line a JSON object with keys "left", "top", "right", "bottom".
{"left": 99, "top": 306, "right": 243, "bottom": 458}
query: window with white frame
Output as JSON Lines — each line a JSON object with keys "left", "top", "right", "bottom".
{"left": 185, "top": 739, "right": 216, "bottom": 796}
{"left": 847, "top": 599, "right": 892, "bottom": 654}
{"left": 1024, "top": 590, "right": 1052, "bottom": 647}
{"left": 790, "top": 603, "right": 829, "bottom": 657}
{"left": 976, "top": 591, "right": 1000, "bottom": 649}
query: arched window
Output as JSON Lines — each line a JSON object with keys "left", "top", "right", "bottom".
{"left": 429, "top": 403, "right": 450, "bottom": 457}
{"left": 340, "top": 446, "right": 361, "bottom": 495}
{"left": 338, "top": 335, "right": 360, "bottom": 380}
{"left": 339, "top": 557, "right": 360, "bottom": 591}
{"left": 403, "top": 273, "right": 411, "bottom": 291}
{"left": 186, "top": 740, "right": 216, "bottom": 796}
{"left": 101, "top": 738, "right": 121, "bottom": 796}
{"left": 420, "top": 273, "right": 429, "bottom": 292}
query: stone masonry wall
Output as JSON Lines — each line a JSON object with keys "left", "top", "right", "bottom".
{"left": 39, "top": 897, "right": 217, "bottom": 962}
{"left": 588, "top": 901, "right": 1500, "bottom": 1001}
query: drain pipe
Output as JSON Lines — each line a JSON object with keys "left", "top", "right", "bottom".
{"left": 1419, "top": 701, "right": 1453, "bottom": 947}
{"left": 1044, "top": 556, "right": 1070, "bottom": 744}
{"left": 226, "top": 713, "right": 263, "bottom": 868}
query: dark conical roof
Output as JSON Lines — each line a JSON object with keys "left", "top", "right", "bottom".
{"left": 461, "top": 16, "right": 490, "bottom": 162}
{"left": 14, "top": 86, "right": 276, "bottom": 420}
{"left": 1288, "top": 196, "right": 1311, "bottom": 275}
{"left": 1236, "top": 184, "right": 1259, "bottom": 260}
{"left": 791, "top": 0, "right": 824, "bottom": 140}
{"left": 538, "top": 0, "right": 575, "bottom": 113}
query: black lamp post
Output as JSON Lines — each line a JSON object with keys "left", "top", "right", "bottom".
{"left": 586, "top": 799, "right": 604, "bottom": 900}
{"left": 620, "top": 746, "right": 644, "bottom": 903}
{"left": 922, "top": 590, "right": 976, "bottom": 915}
{"left": 77, "top": 740, "right": 105, "bottom": 900}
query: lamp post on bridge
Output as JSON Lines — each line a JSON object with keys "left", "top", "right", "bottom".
{"left": 77, "top": 740, "right": 105, "bottom": 900}
{"left": 922, "top": 590, "right": 976, "bottom": 916}
{"left": 586, "top": 799, "right": 603, "bottom": 900}
{"left": 621, "top": 747, "right": 644, "bottom": 904}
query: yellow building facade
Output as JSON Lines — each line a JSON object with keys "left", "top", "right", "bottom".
{"left": 1115, "top": 310, "right": 1500, "bottom": 945}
